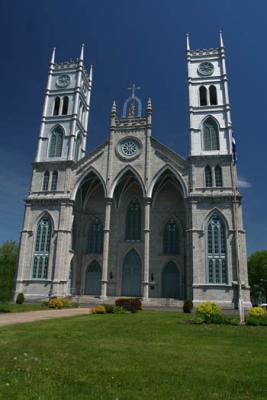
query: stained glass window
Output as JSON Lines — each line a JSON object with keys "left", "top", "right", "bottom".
{"left": 42, "top": 171, "right": 49, "bottom": 191}
{"left": 88, "top": 219, "right": 103, "bottom": 253}
{"left": 49, "top": 126, "right": 63, "bottom": 157}
{"left": 32, "top": 217, "right": 52, "bottom": 279}
{"left": 163, "top": 220, "right": 179, "bottom": 254}
{"left": 205, "top": 166, "right": 212, "bottom": 187}
{"left": 215, "top": 165, "right": 223, "bottom": 187}
{"left": 207, "top": 214, "right": 227, "bottom": 284}
{"left": 203, "top": 118, "right": 219, "bottom": 151}
{"left": 51, "top": 171, "right": 58, "bottom": 191}
{"left": 126, "top": 200, "right": 141, "bottom": 240}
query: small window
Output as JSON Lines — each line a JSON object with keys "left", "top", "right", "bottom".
{"left": 215, "top": 166, "right": 223, "bottom": 187}
{"left": 205, "top": 166, "right": 212, "bottom": 187}
{"left": 42, "top": 171, "right": 49, "bottom": 191}
{"left": 62, "top": 96, "right": 69, "bottom": 115}
{"left": 209, "top": 85, "right": 217, "bottom": 105}
{"left": 199, "top": 86, "right": 207, "bottom": 106}
{"left": 53, "top": 97, "right": 60, "bottom": 116}
{"left": 51, "top": 171, "right": 58, "bottom": 191}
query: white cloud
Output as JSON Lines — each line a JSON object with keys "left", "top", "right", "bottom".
{"left": 237, "top": 176, "right": 252, "bottom": 189}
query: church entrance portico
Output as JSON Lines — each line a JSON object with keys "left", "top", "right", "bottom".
{"left": 121, "top": 249, "right": 142, "bottom": 297}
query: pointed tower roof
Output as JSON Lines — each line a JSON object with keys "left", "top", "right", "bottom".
{"left": 80, "top": 43, "right": 84, "bottom": 61}
{"left": 50, "top": 47, "right": 56, "bottom": 64}
{"left": 219, "top": 30, "right": 224, "bottom": 48}
{"left": 186, "top": 33, "right": 190, "bottom": 51}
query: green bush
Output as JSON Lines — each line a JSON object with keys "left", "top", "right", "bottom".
{"left": 16, "top": 293, "right": 24, "bottom": 305}
{"left": 0, "top": 304, "right": 11, "bottom": 313}
{"left": 196, "top": 302, "right": 221, "bottom": 323}
{"left": 246, "top": 314, "right": 267, "bottom": 326}
{"left": 103, "top": 304, "right": 114, "bottom": 313}
{"left": 115, "top": 297, "right": 142, "bottom": 313}
{"left": 248, "top": 307, "right": 266, "bottom": 317}
{"left": 0, "top": 241, "right": 18, "bottom": 303}
{"left": 113, "top": 306, "right": 129, "bottom": 314}
{"left": 183, "top": 299, "right": 193, "bottom": 313}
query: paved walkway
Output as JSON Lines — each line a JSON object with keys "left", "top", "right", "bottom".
{"left": 0, "top": 308, "right": 91, "bottom": 327}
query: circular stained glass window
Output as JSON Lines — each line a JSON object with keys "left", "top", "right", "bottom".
{"left": 119, "top": 139, "right": 140, "bottom": 159}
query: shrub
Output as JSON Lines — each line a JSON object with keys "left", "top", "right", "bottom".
{"left": 196, "top": 302, "right": 221, "bottom": 323}
{"left": 115, "top": 297, "right": 142, "bottom": 313}
{"left": 248, "top": 306, "right": 266, "bottom": 317}
{"left": 91, "top": 305, "right": 106, "bottom": 314}
{"left": 16, "top": 293, "right": 24, "bottom": 305}
{"left": 0, "top": 304, "right": 11, "bottom": 313}
{"left": 48, "top": 298, "right": 63, "bottom": 309}
{"left": 103, "top": 304, "right": 114, "bottom": 313}
{"left": 183, "top": 299, "right": 193, "bottom": 313}
{"left": 113, "top": 306, "right": 129, "bottom": 314}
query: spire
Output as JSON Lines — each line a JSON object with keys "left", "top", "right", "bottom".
{"left": 89, "top": 64, "right": 93, "bottom": 82}
{"left": 80, "top": 43, "right": 84, "bottom": 61}
{"left": 186, "top": 33, "right": 190, "bottom": 51}
{"left": 219, "top": 30, "right": 224, "bottom": 48}
{"left": 146, "top": 97, "right": 152, "bottom": 113}
{"left": 111, "top": 100, "right": 117, "bottom": 115}
{"left": 110, "top": 100, "right": 117, "bottom": 128}
{"left": 50, "top": 47, "right": 56, "bottom": 64}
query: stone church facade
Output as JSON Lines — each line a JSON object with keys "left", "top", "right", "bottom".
{"left": 15, "top": 34, "right": 251, "bottom": 308}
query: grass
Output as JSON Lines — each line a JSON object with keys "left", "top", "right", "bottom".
{"left": 0, "top": 311, "right": 266, "bottom": 399}
{"left": 0, "top": 303, "right": 48, "bottom": 313}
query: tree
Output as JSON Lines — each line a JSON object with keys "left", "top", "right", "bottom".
{"left": 248, "top": 250, "right": 267, "bottom": 305}
{"left": 0, "top": 241, "right": 19, "bottom": 302}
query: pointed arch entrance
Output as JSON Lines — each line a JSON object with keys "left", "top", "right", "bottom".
{"left": 85, "top": 261, "right": 101, "bottom": 295}
{"left": 162, "top": 262, "right": 180, "bottom": 299}
{"left": 121, "top": 250, "right": 142, "bottom": 297}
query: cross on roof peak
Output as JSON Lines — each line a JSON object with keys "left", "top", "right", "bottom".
{"left": 127, "top": 83, "right": 141, "bottom": 98}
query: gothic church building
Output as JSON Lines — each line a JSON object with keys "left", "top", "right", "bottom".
{"left": 15, "top": 34, "right": 251, "bottom": 308}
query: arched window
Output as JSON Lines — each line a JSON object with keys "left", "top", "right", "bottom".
{"left": 68, "top": 262, "right": 74, "bottom": 295}
{"left": 42, "top": 171, "right": 49, "bottom": 191}
{"left": 126, "top": 200, "right": 141, "bottom": 240}
{"left": 215, "top": 165, "right": 222, "bottom": 187}
{"left": 51, "top": 170, "right": 58, "bottom": 191}
{"left": 32, "top": 216, "right": 52, "bottom": 279}
{"left": 163, "top": 220, "right": 179, "bottom": 254}
{"left": 74, "top": 134, "right": 82, "bottom": 162}
{"left": 199, "top": 86, "right": 207, "bottom": 106}
{"left": 205, "top": 166, "right": 213, "bottom": 187}
{"left": 62, "top": 96, "right": 69, "bottom": 115}
{"left": 207, "top": 214, "right": 227, "bottom": 284}
{"left": 203, "top": 117, "right": 219, "bottom": 151}
{"left": 88, "top": 219, "right": 103, "bottom": 254}
{"left": 53, "top": 97, "right": 60, "bottom": 116}
{"left": 49, "top": 126, "right": 63, "bottom": 157}
{"left": 209, "top": 85, "right": 217, "bottom": 105}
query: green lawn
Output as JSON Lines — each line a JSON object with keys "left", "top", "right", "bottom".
{"left": 0, "top": 303, "right": 48, "bottom": 313}
{"left": 0, "top": 312, "right": 266, "bottom": 400}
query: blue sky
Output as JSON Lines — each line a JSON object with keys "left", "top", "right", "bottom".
{"left": 0, "top": 0, "right": 266, "bottom": 254}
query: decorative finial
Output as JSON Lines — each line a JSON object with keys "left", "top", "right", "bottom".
{"left": 186, "top": 33, "right": 190, "bottom": 51}
{"left": 111, "top": 100, "right": 117, "bottom": 114}
{"left": 80, "top": 43, "right": 84, "bottom": 61}
{"left": 89, "top": 64, "right": 93, "bottom": 82}
{"left": 219, "top": 30, "right": 224, "bottom": 48}
{"left": 146, "top": 97, "right": 152, "bottom": 112}
{"left": 50, "top": 47, "right": 56, "bottom": 64}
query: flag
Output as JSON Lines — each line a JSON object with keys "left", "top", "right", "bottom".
{"left": 232, "top": 135, "right": 237, "bottom": 165}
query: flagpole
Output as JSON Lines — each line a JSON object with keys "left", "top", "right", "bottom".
{"left": 230, "top": 145, "right": 244, "bottom": 324}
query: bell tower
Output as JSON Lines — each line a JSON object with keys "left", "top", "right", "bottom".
{"left": 35, "top": 45, "right": 92, "bottom": 163}
{"left": 186, "top": 32, "right": 232, "bottom": 158}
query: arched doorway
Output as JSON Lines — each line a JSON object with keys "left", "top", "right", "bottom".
{"left": 85, "top": 261, "right": 101, "bottom": 295}
{"left": 162, "top": 261, "right": 180, "bottom": 299}
{"left": 122, "top": 250, "right": 142, "bottom": 297}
